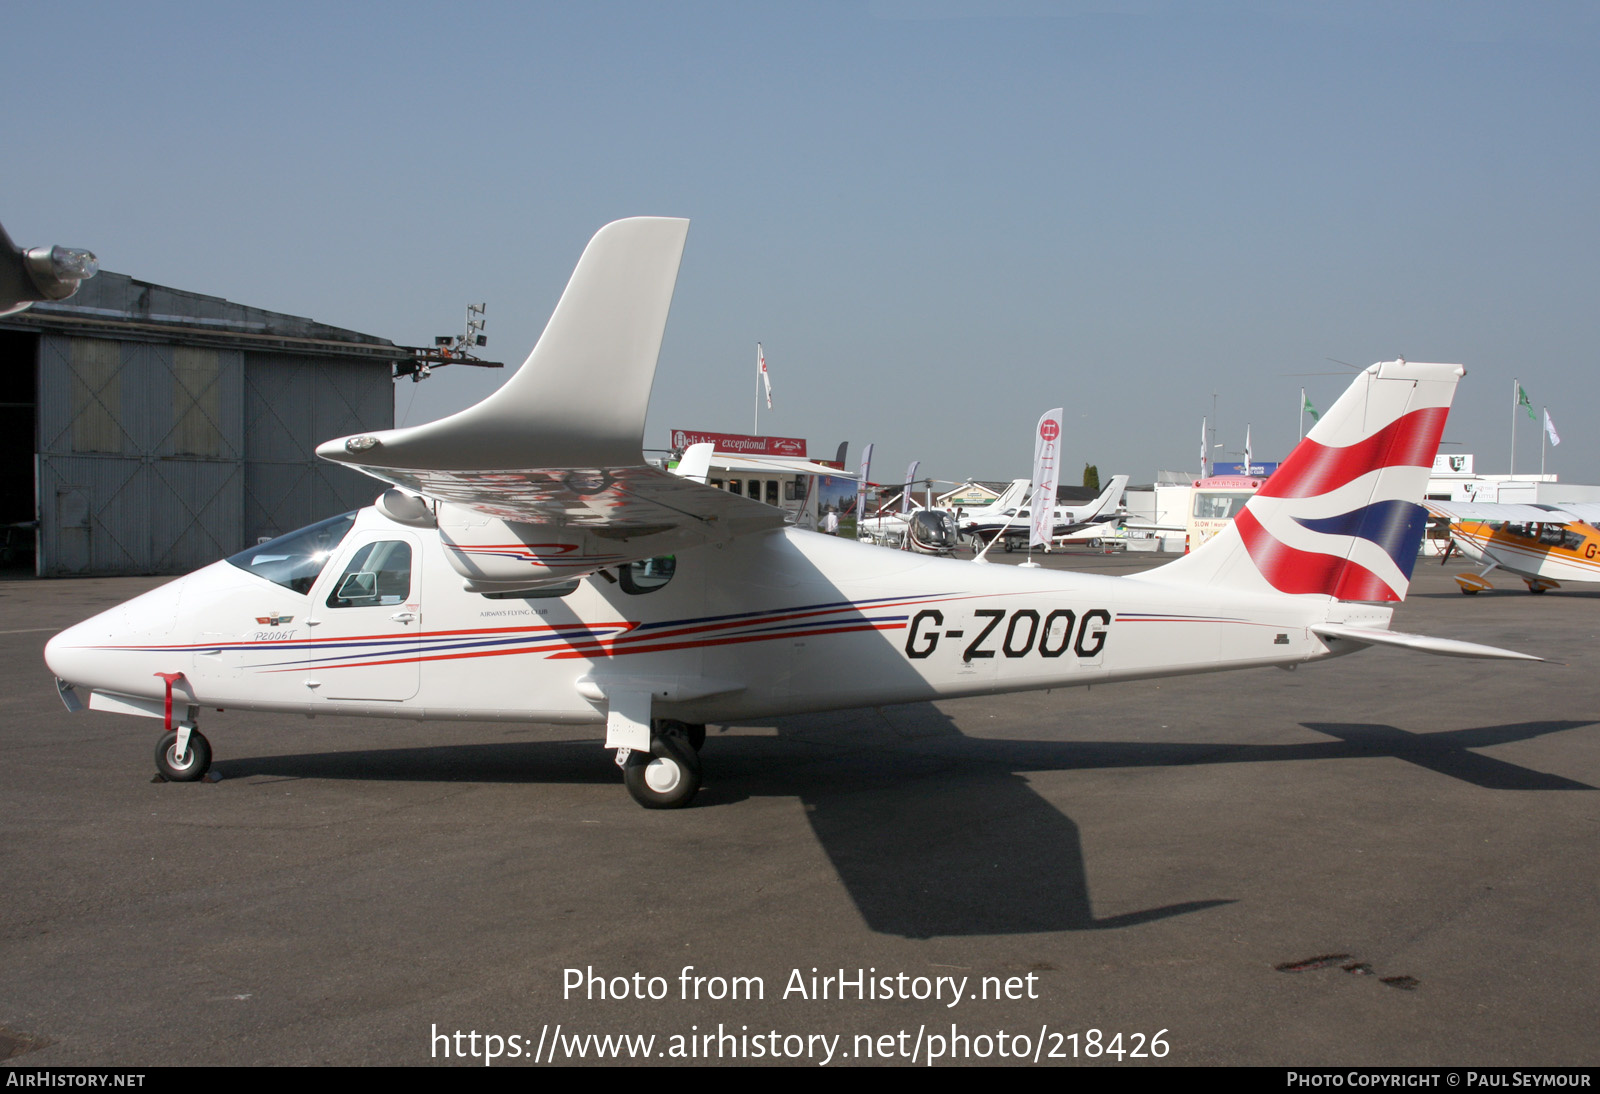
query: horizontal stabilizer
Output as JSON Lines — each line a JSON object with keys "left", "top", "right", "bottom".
{"left": 1312, "top": 624, "right": 1542, "bottom": 661}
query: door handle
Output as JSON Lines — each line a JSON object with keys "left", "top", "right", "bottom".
{"left": 391, "top": 611, "right": 417, "bottom": 623}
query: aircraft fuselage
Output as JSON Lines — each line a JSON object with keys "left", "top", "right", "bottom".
{"left": 45, "top": 506, "right": 1361, "bottom": 730}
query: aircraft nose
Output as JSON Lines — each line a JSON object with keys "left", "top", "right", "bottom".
{"left": 43, "top": 576, "right": 190, "bottom": 690}
{"left": 43, "top": 622, "right": 97, "bottom": 685}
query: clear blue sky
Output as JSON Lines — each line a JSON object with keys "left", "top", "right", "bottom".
{"left": 9, "top": 1, "right": 1597, "bottom": 487}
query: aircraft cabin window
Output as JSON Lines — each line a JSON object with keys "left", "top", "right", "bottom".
{"left": 620, "top": 556, "right": 676, "bottom": 595}
{"left": 326, "top": 541, "right": 412, "bottom": 608}
{"left": 227, "top": 512, "right": 357, "bottom": 595}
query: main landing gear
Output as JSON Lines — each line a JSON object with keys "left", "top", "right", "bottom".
{"left": 618, "top": 719, "right": 706, "bottom": 809}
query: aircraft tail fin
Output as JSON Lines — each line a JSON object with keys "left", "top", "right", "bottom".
{"left": 320, "top": 217, "right": 688, "bottom": 474}
{"left": 1087, "top": 474, "right": 1129, "bottom": 521}
{"left": 1147, "top": 360, "right": 1461, "bottom": 603}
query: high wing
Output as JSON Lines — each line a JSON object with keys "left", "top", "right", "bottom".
{"left": 1425, "top": 500, "right": 1600, "bottom": 526}
{"left": 317, "top": 218, "right": 787, "bottom": 589}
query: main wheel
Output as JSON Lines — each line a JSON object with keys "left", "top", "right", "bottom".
{"left": 155, "top": 730, "right": 211, "bottom": 782}
{"left": 623, "top": 733, "right": 701, "bottom": 809}
{"left": 1460, "top": 587, "right": 1479, "bottom": 595}
{"left": 1529, "top": 584, "right": 1547, "bottom": 594}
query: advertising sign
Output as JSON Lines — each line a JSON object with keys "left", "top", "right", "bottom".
{"left": 1030, "top": 409, "right": 1064, "bottom": 549}
{"left": 670, "top": 430, "right": 807, "bottom": 458}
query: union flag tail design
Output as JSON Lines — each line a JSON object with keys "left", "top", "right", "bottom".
{"left": 1151, "top": 360, "right": 1462, "bottom": 602}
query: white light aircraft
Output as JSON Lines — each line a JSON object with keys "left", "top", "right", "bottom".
{"left": 44, "top": 219, "right": 1539, "bottom": 809}
{"left": 961, "top": 475, "right": 1129, "bottom": 550}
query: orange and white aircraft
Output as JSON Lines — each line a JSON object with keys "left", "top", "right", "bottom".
{"left": 1425, "top": 502, "right": 1600, "bottom": 594}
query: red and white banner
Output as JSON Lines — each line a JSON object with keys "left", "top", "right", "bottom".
{"left": 1030, "top": 408, "right": 1064, "bottom": 549}
{"left": 670, "top": 429, "right": 807, "bottom": 458}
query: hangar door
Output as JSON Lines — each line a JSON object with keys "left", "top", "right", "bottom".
{"left": 36, "top": 336, "right": 243, "bottom": 575}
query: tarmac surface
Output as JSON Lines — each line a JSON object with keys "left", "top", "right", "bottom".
{"left": 2, "top": 549, "right": 1596, "bottom": 1067}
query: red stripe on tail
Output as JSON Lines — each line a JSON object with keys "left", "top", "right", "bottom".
{"left": 1235, "top": 510, "right": 1400, "bottom": 601}
{"left": 1258, "top": 406, "right": 1447, "bottom": 500}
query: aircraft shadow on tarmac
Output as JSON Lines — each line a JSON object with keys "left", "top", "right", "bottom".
{"left": 217, "top": 709, "right": 1593, "bottom": 940}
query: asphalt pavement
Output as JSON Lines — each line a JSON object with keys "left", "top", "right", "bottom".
{"left": 2, "top": 550, "right": 1595, "bottom": 1067}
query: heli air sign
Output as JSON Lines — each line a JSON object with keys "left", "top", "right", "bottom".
{"left": 1031, "top": 409, "right": 1064, "bottom": 549}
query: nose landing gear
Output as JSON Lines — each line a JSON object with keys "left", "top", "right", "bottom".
{"left": 155, "top": 727, "right": 212, "bottom": 782}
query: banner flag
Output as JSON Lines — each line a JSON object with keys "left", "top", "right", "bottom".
{"left": 1030, "top": 408, "right": 1064, "bottom": 549}
{"left": 855, "top": 443, "right": 873, "bottom": 532}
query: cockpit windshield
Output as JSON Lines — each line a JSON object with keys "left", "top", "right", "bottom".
{"left": 226, "top": 512, "right": 357, "bottom": 595}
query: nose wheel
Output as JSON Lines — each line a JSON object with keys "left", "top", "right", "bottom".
{"left": 155, "top": 729, "right": 212, "bottom": 782}
{"left": 622, "top": 730, "right": 701, "bottom": 809}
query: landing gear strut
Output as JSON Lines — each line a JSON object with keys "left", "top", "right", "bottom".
{"left": 652, "top": 717, "right": 706, "bottom": 751}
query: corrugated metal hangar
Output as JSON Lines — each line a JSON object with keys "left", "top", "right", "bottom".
{"left": 0, "top": 272, "right": 401, "bottom": 576}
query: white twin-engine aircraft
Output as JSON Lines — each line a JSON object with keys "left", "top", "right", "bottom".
{"left": 45, "top": 218, "right": 1540, "bottom": 809}
{"left": 959, "top": 474, "right": 1129, "bottom": 549}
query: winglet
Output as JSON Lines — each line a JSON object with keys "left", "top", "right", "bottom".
{"left": 319, "top": 217, "right": 689, "bottom": 472}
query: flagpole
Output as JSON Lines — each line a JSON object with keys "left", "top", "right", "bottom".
{"left": 754, "top": 344, "right": 761, "bottom": 434}
{"left": 1541, "top": 406, "right": 1547, "bottom": 477}
{"left": 1510, "top": 377, "right": 1517, "bottom": 478}
{"left": 1299, "top": 389, "right": 1305, "bottom": 441}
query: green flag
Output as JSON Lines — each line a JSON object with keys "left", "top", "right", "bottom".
{"left": 1302, "top": 393, "right": 1319, "bottom": 422}
{"left": 1517, "top": 383, "right": 1536, "bottom": 421}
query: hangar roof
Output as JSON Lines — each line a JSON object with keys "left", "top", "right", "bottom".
{"left": 0, "top": 270, "right": 403, "bottom": 363}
